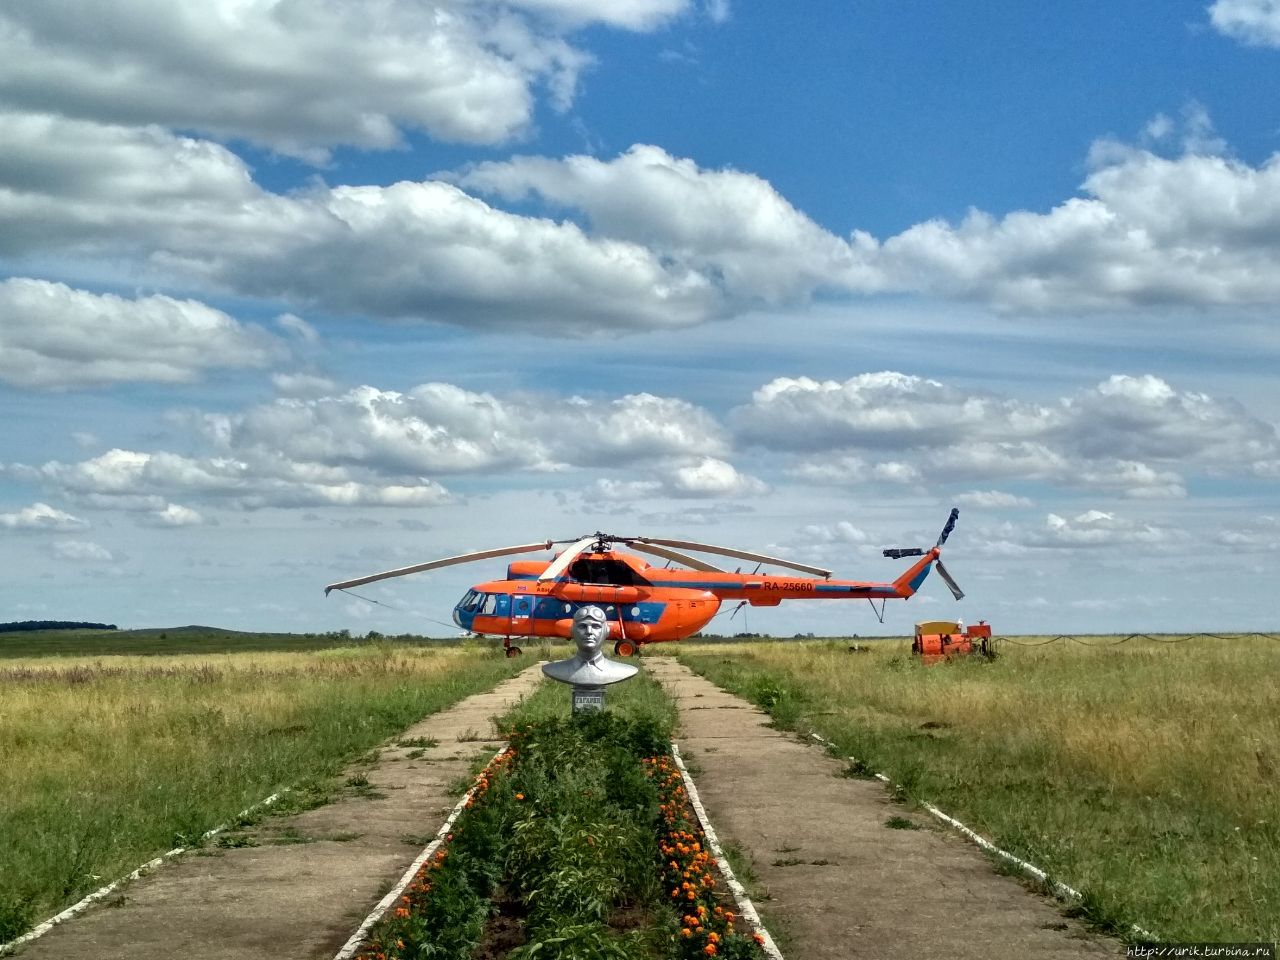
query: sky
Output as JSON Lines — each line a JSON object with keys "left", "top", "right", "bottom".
{"left": 2, "top": 0, "right": 1279, "bottom": 638}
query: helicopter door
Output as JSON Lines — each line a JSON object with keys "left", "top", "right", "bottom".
{"left": 510, "top": 593, "right": 533, "bottom": 633}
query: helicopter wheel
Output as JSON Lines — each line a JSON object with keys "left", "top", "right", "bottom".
{"left": 505, "top": 645, "right": 522, "bottom": 658}
{"left": 613, "top": 640, "right": 638, "bottom": 658}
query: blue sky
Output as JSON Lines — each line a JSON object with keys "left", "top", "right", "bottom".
{"left": 2, "top": 0, "right": 1278, "bottom": 637}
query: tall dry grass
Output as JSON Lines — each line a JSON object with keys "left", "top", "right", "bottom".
{"left": 677, "top": 637, "right": 1280, "bottom": 942}
{"left": 0, "top": 645, "right": 521, "bottom": 941}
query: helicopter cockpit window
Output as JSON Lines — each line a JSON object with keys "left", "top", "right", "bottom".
{"left": 480, "top": 593, "right": 498, "bottom": 615}
{"left": 567, "top": 557, "right": 650, "bottom": 586}
{"left": 457, "top": 589, "right": 482, "bottom": 612}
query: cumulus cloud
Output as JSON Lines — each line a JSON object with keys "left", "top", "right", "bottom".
{"left": 1214, "top": 515, "right": 1280, "bottom": 550}
{"left": 449, "top": 144, "right": 881, "bottom": 304}
{"left": 1209, "top": 0, "right": 1280, "bottom": 46}
{"left": 873, "top": 131, "right": 1280, "bottom": 309}
{"left": 27, "top": 448, "right": 451, "bottom": 511}
{"left": 954, "top": 490, "right": 1034, "bottom": 509}
{"left": 749, "top": 372, "right": 1277, "bottom": 498}
{"left": 0, "top": 1, "right": 693, "bottom": 159}
{"left": 1026, "top": 510, "right": 1179, "bottom": 548}
{"left": 16, "top": 382, "right": 736, "bottom": 511}
{"left": 591, "top": 457, "right": 766, "bottom": 501}
{"left": 0, "top": 502, "right": 87, "bottom": 530}
{"left": 53, "top": 539, "right": 113, "bottom": 562}
{"left": 139, "top": 503, "right": 205, "bottom": 527}
{"left": 0, "top": 114, "right": 719, "bottom": 333}
{"left": 204, "top": 384, "right": 727, "bottom": 475}
{"left": 9, "top": 104, "right": 1280, "bottom": 333}
{"left": 0, "top": 278, "right": 279, "bottom": 389}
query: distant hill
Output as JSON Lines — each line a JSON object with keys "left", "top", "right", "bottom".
{"left": 0, "top": 620, "right": 117, "bottom": 633}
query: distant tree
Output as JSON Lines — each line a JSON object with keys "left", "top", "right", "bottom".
{"left": 0, "top": 621, "right": 118, "bottom": 633}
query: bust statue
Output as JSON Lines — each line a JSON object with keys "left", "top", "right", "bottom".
{"left": 541, "top": 605, "right": 639, "bottom": 686}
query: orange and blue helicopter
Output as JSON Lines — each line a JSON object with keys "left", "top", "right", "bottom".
{"left": 325, "top": 509, "right": 964, "bottom": 657}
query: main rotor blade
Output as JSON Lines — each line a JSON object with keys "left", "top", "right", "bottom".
{"left": 882, "top": 547, "right": 926, "bottom": 559}
{"left": 324, "top": 541, "right": 553, "bottom": 595}
{"left": 934, "top": 559, "right": 965, "bottom": 601}
{"left": 636, "top": 537, "right": 831, "bottom": 578}
{"left": 630, "top": 542, "right": 726, "bottom": 572}
{"left": 538, "top": 536, "right": 597, "bottom": 582}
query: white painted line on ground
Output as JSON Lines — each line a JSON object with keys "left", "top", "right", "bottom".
{"left": 332, "top": 745, "right": 510, "bottom": 960}
{"left": 807, "top": 732, "right": 1158, "bottom": 941}
{"left": 0, "top": 789, "right": 288, "bottom": 956}
{"left": 671, "top": 742, "right": 786, "bottom": 960}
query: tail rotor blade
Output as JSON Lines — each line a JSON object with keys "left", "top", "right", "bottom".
{"left": 936, "top": 507, "right": 960, "bottom": 547}
{"left": 934, "top": 559, "right": 965, "bottom": 601}
{"left": 882, "top": 547, "right": 926, "bottom": 559}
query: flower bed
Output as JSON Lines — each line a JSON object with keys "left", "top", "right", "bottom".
{"left": 358, "top": 714, "right": 766, "bottom": 960}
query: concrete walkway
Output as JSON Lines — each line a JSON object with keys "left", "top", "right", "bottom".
{"left": 13, "top": 665, "right": 545, "bottom": 960}
{"left": 644, "top": 657, "right": 1120, "bottom": 960}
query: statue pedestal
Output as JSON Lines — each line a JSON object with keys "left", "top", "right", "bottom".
{"left": 571, "top": 684, "right": 605, "bottom": 714}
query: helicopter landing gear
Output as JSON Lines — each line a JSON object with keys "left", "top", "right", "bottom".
{"left": 503, "top": 638, "right": 522, "bottom": 658}
{"left": 613, "top": 639, "right": 638, "bottom": 658}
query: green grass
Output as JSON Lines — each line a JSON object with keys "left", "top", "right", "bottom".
{"left": 0, "top": 645, "right": 526, "bottom": 942}
{"left": 675, "top": 637, "right": 1280, "bottom": 943}
{"left": 0, "top": 625, "right": 480, "bottom": 658}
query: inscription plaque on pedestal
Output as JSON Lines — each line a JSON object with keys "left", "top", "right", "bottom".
{"left": 571, "top": 685, "right": 605, "bottom": 713}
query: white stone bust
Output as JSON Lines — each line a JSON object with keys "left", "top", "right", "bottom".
{"left": 541, "top": 605, "right": 638, "bottom": 686}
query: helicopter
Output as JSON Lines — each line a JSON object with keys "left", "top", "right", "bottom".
{"left": 324, "top": 509, "right": 965, "bottom": 657}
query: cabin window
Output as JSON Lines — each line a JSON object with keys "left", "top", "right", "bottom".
{"left": 480, "top": 593, "right": 498, "bottom": 615}
{"left": 567, "top": 557, "right": 650, "bottom": 586}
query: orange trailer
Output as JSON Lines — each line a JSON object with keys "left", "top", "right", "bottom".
{"left": 912, "top": 620, "right": 991, "bottom": 664}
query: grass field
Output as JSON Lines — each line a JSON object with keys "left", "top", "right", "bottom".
{"left": 0, "top": 644, "right": 524, "bottom": 942}
{"left": 0, "top": 625, "right": 461, "bottom": 658}
{"left": 673, "top": 636, "right": 1280, "bottom": 942}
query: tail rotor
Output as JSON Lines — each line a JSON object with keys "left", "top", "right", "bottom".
{"left": 882, "top": 507, "right": 964, "bottom": 600}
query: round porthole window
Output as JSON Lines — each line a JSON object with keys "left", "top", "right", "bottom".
{"left": 631, "top": 607, "right": 640, "bottom": 616}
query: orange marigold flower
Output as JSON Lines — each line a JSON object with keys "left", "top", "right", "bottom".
{"left": 703, "top": 945, "right": 717, "bottom": 956}
{"left": 515, "top": 793, "right": 525, "bottom": 800}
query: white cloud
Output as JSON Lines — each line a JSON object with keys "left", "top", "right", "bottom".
{"left": 139, "top": 503, "right": 205, "bottom": 527}
{"left": 53, "top": 539, "right": 113, "bottom": 562}
{"left": 735, "top": 372, "right": 1058, "bottom": 451}
{"left": 275, "top": 314, "right": 319, "bottom": 344}
{"left": 1027, "top": 510, "right": 1178, "bottom": 548}
{"left": 0, "top": 278, "right": 279, "bottom": 389}
{"left": 17, "top": 382, "right": 732, "bottom": 512}
{"left": 0, "top": 114, "right": 719, "bottom": 333}
{"left": 1214, "top": 515, "right": 1280, "bottom": 550}
{"left": 449, "top": 144, "right": 882, "bottom": 305}
{"left": 1209, "top": 0, "right": 1280, "bottom": 46}
{"left": 954, "top": 490, "right": 1033, "bottom": 509}
{"left": 0, "top": 2, "right": 692, "bottom": 159}
{"left": 0, "top": 502, "right": 87, "bottom": 530}
{"left": 745, "top": 372, "right": 1278, "bottom": 498}
{"left": 29, "top": 448, "right": 451, "bottom": 511}
{"left": 875, "top": 139, "right": 1280, "bottom": 309}
{"left": 590, "top": 457, "right": 765, "bottom": 501}
{"left": 207, "top": 384, "right": 727, "bottom": 475}
{"left": 669, "top": 457, "right": 767, "bottom": 497}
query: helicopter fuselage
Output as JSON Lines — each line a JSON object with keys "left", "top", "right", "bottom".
{"left": 451, "top": 547, "right": 938, "bottom": 648}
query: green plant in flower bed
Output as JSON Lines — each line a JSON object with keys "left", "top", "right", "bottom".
{"left": 361, "top": 686, "right": 764, "bottom": 960}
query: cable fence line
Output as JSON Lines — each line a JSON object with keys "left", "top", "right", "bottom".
{"left": 993, "top": 632, "right": 1280, "bottom": 647}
